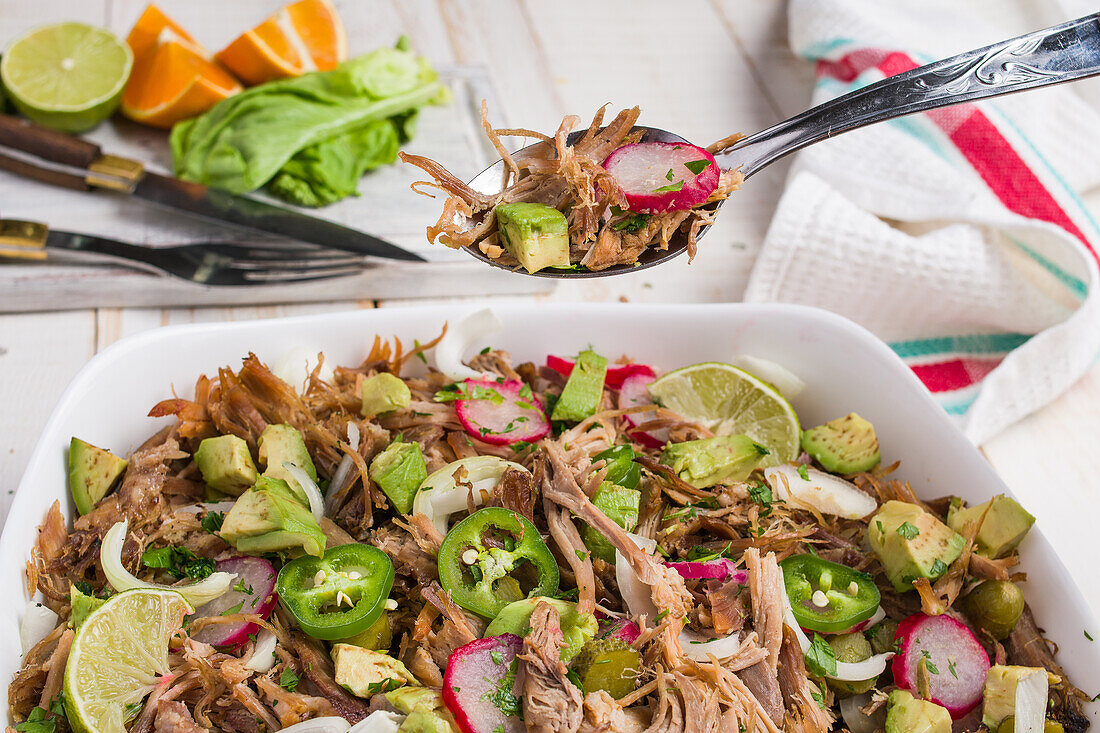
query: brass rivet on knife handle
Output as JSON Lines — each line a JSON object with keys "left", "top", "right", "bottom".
{"left": 86, "top": 154, "right": 145, "bottom": 192}
{"left": 0, "top": 220, "right": 49, "bottom": 261}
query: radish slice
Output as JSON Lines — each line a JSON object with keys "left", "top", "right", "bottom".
{"left": 454, "top": 378, "right": 550, "bottom": 446}
{"left": 603, "top": 142, "right": 719, "bottom": 214}
{"left": 190, "top": 556, "right": 278, "bottom": 647}
{"left": 764, "top": 465, "right": 878, "bottom": 520}
{"left": 20, "top": 602, "right": 58, "bottom": 654}
{"left": 730, "top": 355, "right": 805, "bottom": 399}
{"left": 413, "top": 456, "right": 530, "bottom": 536}
{"left": 664, "top": 559, "right": 747, "bottom": 583}
{"left": 434, "top": 309, "right": 501, "bottom": 381}
{"left": 892, "top": 613, "right": 991, "bottom": 718}
{"left": 546, "top": 357, "right": 656, "bottom": 390}
{"left": 597, "top": 617, "right": 641, "bottom": 645}
{"left": 618, "top": 373, "right": 668, "bottom": 449}
{"left": 442, "top": 634, "right": 525, "bottom": 733}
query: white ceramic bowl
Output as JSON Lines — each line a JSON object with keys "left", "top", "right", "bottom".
{"left": 1, "top": 303, "right": 1095, "bottom": 723}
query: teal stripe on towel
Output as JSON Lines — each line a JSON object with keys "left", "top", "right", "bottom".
{"left": 890, "top": 333, "right": 1032, "bottom": 359}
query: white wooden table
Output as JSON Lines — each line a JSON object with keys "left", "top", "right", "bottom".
{"left": 2, "top": 0, "right": 1098, "bottom": 610}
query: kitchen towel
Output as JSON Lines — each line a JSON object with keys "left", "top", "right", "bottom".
{"left": 744, "top": 0, "right": 1100, "bottom": 445}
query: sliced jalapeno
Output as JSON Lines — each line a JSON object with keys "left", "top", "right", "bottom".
{"left": 780, "top": 554, "right": 880, "bottom": 634}
{"left": 438, "top": 507, "right": 559, "bottom": 619}
{"left": 276, "top": 543, "right": 394, "bottom": 641}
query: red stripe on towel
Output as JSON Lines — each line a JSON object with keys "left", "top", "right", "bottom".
{"left": 909, "top": 357, "right": 1002, "bottom": 393}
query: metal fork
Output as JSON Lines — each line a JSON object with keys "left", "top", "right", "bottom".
{"left": 0, "top": 220, "right": 372, "bottom": 286}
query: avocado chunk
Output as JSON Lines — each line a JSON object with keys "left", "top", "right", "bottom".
{"left": 68, "top": 584, "right": 104, "bottom": 630}
{"left": 258, "top": 424, "right": 316, "bottom": 505}
{"left": 581, "top": 483, "right": 640, "bottom": 563}
{"left": 219, "top": 476, "right": 326, "bottom": 557}
{"left": 68, "top": 438, "right": 128, "bottom": 515}
{"left": 982, "top": 665, "right": 1049, "bottom": 729}
{"left": 885, "top": 690, "right": 952, "bottom": 733}
{"left": 800, "top": 412, "right": 880, "bottom": 474}
{"left": 495, "top": 202, "right": 570, "bottom": 274}
{"left": 868, "top": 500, "right": 965, "bottom": 592}
{"left": 483, "top": 597, "right": 597, "bottom": 663}
{"left": 551, "top": 349, "right": 608, "bottom": 423}
{"left": 659, "top": 435, "right": 769, "bottom": 489}
{"left": 948, "top": 494, "right": 1035, "bottom": 559}
{"left": 332, "top": 644, "right": 417, "bottom": 697}
{"left": 361, "top": 372, "right": 411, "bottom": 417}
{"left": 385, "top": 688, "right": 458, "bottom": 733}
{"left": 194, "top": 434, "right": 259, "bottom": 496}
{"left": 369, "top": 438, "right": 427, "bottom": 515}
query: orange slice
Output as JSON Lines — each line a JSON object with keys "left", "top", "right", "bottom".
{"left": 121, "top": 38, "right": 241, "bottom": 128}
{"left": 215, "top": 0, "right": 347, "bottom": 86}
{"left": 126, "top": 4, "right": 205, "bottom": 62}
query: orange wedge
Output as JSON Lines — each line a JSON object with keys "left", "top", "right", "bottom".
{"left": 121, "top": 39, "right": 241, "bottom": 128}
{"left": 215, "top": 0, "right": 347, "bottom": 86}
{"left": 126, "top": 4, "right": 203, "bottom": 61}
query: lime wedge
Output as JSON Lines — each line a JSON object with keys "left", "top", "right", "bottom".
{"left": 1, "top": 22, "right": 132, "bottom": 133}
{"left": 648, "top": 362, "right": 800, "bottom": 466}
{"left": 64, "top": 589, "right": 192, "bottom": 733}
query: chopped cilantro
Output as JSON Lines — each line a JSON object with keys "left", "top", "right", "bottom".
{"left": 948, "top": 658, "right": 958, "bottom": 679}
{"left": 653, "top": 180, "right": 684, "bottom": 193}
{"left": 796, "top": 463, "right": 810, "bottom": 481}
{"left": 200, "top": 511, "right": 225, "bottom": 534}
{"left": 280, "top": 668, "right": 300, "bottom": 692}
{"left": 876, "top": 520, "right": 885, "bottom": 535}
{"left": 480, "top": 658, "right": 522, "bottom": 718}
{"left": 804, "top": 633, "right": 837, "bottom": 677}
{"left": 748, "top": 482, "right": 773, "bottom": 506}
{"left": 15, "top": 707, "right": 56, "bottom": 733}
{"left": 684, "top": 159, "right": 711, "bottom": 175}
{"left": 141, "top": 546, "right": 215, "bottom": 581}
{"left": 896, "top": 521, "right": 921, "bottom": 540}
{"left": 1087, "top": 630, "right": 1094, "bottom": 641}
{"left": 921, "top": 650, "right": 940, "bottom": 675}
{"left": 480, "top": 346, "right": 492, "bottom": 355}
{"left": 565, "top": 668, "right": 586, "bottom": 694}
{"left": 490, "top": 649, "right": 504, "bottom": 665}
{"left": 413, "top": 340, "right": 429, "bottom": 363}
{"left": 664, "top": 168, "right": 675, "bottom": 181}
{"left": 929, "top": 558, "right": 949, "bottom": 577}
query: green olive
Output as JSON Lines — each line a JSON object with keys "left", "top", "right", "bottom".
{"left": 826, "top": 633, "right": 876, "bottom": 697}
{"left": 865, "top": 618, "right": 899, "bottom": 655}
{"left": 960, "top": 580, "right": 1024, "bottom": 640}
{"left": 998, "top": 718, "right": 1064, "bottom": 733}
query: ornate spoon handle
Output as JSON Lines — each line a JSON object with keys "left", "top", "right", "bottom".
{"left": 718, "top": 13, "right": 1100, "bottom": 177}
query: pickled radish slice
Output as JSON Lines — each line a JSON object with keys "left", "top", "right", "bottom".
{"left": 454, "top": 378, "right": 550, "bottom": 445}
{"left": 892, "top": 613, "right": 990, "bottom": 718}
{"left": 603, "top": 142, "right": 719, "bottom": 214}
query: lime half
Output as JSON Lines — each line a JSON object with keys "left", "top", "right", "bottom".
{"left": 64, "top": 589, "right": 192, "bottom": 733}
{"left": 648, "top": 361, "right": 800, "bottom": 466}
{"left": 1, "top": 22, "right": 132, "bottom": 133}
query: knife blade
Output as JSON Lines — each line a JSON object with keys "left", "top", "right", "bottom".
{"left": 0, "top": 113, "right": 426, "bottom": 263}
{"left": 131, "top": 172, "right": 426, "bottom": 262}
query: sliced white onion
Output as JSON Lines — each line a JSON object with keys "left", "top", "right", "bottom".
{"left": 412, "top": 456, "right": 528, "bottom": 536}
{"left": 101, "top": 520, "right": 236, "bottom": 607}
{"left": 275, "top": 346, "right": 335, "bottom": 390}
{"left": 277, "top": 717, "right": 351, "bottom": 733}
{"left": 326, "top": 423, "right": 362, "bottom": 517}
{"left": 175, "top": 500, "right": 237, "bottom": 515}
{"left": 432, "top": 308, "right": 501, "bottom": 381}
{"left": 1013, "top": 668, "right": 1048, "bottom": 733}
{"left": 348, "top": 710, "right": 406, "bottom": 733}
{"left": 857, "top": 606, "right": 886, "bottom": 631}
{"left": 731, "top": 355, "right": 805, "bottom": 399}
{"left": 765, "top": 465, "right": 878, "bottom": 519}
{"left": 244, "top": 629, "right": 278, "bottom": 673}
{"left": 615, "top": 532, "right": 660, "bottom": 620}
{"left": 283, "top": 462, "right": 325, "bottom": 524}
{"left": 678, "top": 628, "right": 745, "bottom": 661}
{"left": 840, "top": 693, "right": 883, "bottom": 733}
{"left": 779, "top": 576, "right": 892, "bottom": 682}
{"left": 20, "top": 601, "right": 58, "bottom": 654}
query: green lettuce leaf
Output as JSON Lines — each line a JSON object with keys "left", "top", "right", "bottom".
{"left": 170, "top": 40, "right": 448, "bottom": 201}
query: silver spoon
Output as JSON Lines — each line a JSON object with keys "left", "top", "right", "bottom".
{"left": 464, "top": 12, "right": 1100, "bottom": 278}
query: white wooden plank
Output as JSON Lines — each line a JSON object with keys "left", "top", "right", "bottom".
{"left": 0, "top": 311, "right": 96, "bottom": 517}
